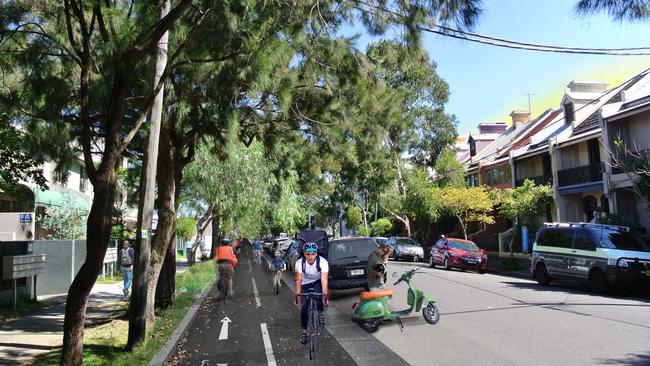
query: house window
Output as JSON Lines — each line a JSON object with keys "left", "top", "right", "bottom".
{"left": 564, "top": 102, "right": 575, "bottom": 124}
{"left": 79, "top": 166, "right": 87, "bottom": 192}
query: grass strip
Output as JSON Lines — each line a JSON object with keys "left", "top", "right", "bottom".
{"left": 33, "top": 261, "right": 216, "bottom": 366}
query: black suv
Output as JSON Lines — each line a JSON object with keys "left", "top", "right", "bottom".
{"left": 327, "top": 236, "right": 378, "bottom": 290}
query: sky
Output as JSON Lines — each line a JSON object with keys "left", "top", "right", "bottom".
{"left": 345, "top": 1, "right": 650, "bottom": 136}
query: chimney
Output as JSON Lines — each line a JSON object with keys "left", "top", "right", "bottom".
{"left": 510, "top": 110, "right": 530, "bottom": 127}
{"left": 478, "top": 122, "right": 507, "bottom": 134}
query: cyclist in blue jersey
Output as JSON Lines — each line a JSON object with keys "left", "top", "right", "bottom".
{"left": 269, "top": 251, "right": 286, "bottom": 272}
{"left": 253, "top": 239, "right": 263, "bottom": 265}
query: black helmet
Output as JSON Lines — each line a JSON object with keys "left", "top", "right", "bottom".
{"left": 220, "top": 238, "right": 231, "bottom": 245}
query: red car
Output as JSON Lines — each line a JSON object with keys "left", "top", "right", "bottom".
{"left": 429, "top": 237, "right": 488, "bottom": 274}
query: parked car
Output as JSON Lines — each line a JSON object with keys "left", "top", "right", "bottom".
{"left": 531, "top": 222, "right": 650, "bottom": 293}
{"left": 386, "top": 237, "right": 424, "bottom": 262}
{"left": 373, "top": 237, "right": 388, "bottom": 246}
{"left": 327, "top": 236, "right": 378, "bottom": 290}
{"left": 283, "top": 240, "right": 300, "bottom": 271}
{"left": 275, "top": 237, "right": 292, "bottom": 253}
{"left": 429, "top": 237, "right": 488, "bottom": 273}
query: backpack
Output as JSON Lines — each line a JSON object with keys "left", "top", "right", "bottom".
{"left": 121, "top": 248, "right": 133, "bottom": 267}
{"left": 297, "top": 229, "right": 328, "bottom": 257}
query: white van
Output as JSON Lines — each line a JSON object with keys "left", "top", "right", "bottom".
{"left": 531, "top": 222, "right": 650, "bottom": 293}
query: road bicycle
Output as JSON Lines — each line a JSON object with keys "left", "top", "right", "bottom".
{"left": 272, "top": 269, "right": 282, "bottom": 295}
{"left": 217, "top": 268, "right": 228, "bottom": 304}
{"left": 253, "top": 250, "right": 262, "bottom": 266}
{"left": 297, "top": 292, "right": 325, "bottom": 360}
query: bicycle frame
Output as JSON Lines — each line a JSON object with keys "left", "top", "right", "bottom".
{"left": 297, "top": 292, "right": 325, "bottom": 360}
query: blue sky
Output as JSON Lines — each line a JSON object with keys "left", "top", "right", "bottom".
{"left": 345, "top": 1, "right": 650, "bottom": 135}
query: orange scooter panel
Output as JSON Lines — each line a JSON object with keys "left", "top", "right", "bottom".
{"left": 359, "top": 289, "right": 394, "bottom": 301}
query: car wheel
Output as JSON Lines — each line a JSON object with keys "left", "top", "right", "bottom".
{"left": 443, "top": 257, "right": 450, "bottom": 270}
{"left": 479, "top": 269, "right": 486, "bottom": 274}
{"left": 428, "top": 256, "right": 435, "bottom": 268}
{"left": 536, "top": 264, "right": 551, "bottom": 286}
{"left": 589, "top": 270, "right": 608, "bottom": 294}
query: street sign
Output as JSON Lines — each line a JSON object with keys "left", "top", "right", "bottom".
{"left": 141, "top": 229, "right": 148, "bottom": 238}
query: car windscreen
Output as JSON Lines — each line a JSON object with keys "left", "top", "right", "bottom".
{"left": 396, "top": 238, "right": 420, "bottom": 247}
{"left": 328, "top": 239, "right": 378, "bottom": 261}
{"left": 374, "top": 238, "right": 387, "bottom": 245}
{"left": 598, "top": 231, "right": 650, "bottom": 252}
{"left": 448, "top": 240, "right": 479, "bottom": 252}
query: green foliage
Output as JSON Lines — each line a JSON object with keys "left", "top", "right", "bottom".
{"left": 345, "top": 205, "right": 363, "bottom": 229}
{"left": 37, "top": 192, "right": 88, "bottom": 240}
{"left": 433, "top": 186, "right": 497, "bottom": 239}
{"left": 499, "top": 179, "right": 552, "bottom": 229}
{"left": 433, "top": 147, "right": 466, "bottom": 188}
{"left": 176, "top": 217, "right": 197, "bottom": 241}
{"left": 0, "top": 117, "right": 47, "bottom": 191}
{"left": 357, "top": 226, "right": 371, "bottom": 236}
{"left": 370, "top": 218, "right": 393, "bottom": 236}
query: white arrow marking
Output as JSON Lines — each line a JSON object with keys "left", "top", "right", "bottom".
{"left": 248, "top": 259, "right": 252, "bottom": 272}
{"left": 218, "top": 316, "right": 231, "bottom": 340}
{"left": 252, "top": 278, "right": 261, "bottom": 307}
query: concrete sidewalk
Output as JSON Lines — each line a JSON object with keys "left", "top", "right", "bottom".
{"left": 487, "top": 253, "right": 532, "bottom": 279}
{"left": 0, "top": 259, "right": 190, "bottom": 365}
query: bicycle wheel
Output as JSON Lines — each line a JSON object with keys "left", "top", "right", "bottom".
{"left": 307, "top": 299, "right": 319, "bottom": 360}
{"left": 274, "top": 272, "right": 280, "bottom": 295}
{"left": 218, "top": 272, "right": 228, "bottom": 304}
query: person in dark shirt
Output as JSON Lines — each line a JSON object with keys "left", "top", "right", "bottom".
{"left": 366, "top": 243, "right": 391, "bottom": 291}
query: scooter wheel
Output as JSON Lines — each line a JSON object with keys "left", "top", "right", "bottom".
{"left": 358, "top": 319, "right": 380, "bottom": 333}
{"left": 423, "top": 302, "right": 440, "bottom": 325}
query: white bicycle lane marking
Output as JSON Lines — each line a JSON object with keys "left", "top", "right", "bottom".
{"left": 260, "top": 323, "right": 277, "bottom": 366}
{"left": 251, "top": 277, "right": 262, "bottom": 307}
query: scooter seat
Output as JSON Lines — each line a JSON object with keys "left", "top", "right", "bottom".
{"left": 359, "top": 289, "right": 394, "bottom": 301}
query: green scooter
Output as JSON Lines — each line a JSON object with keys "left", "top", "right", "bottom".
{"left": 351, "top": 268, "right": 440, "bottom": 333}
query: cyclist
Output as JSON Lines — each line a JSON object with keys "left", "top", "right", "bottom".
{"left": 269, "top": 250, "right": 286, "bottom": 272}
{"left": 293, "top": 242, "right": 329, "bottom": 345}
{"left": 252, "top": 239, "right": 263, "bottom": 265}
{"left": 216, "top": 238, "right": 238, "bottom": 296}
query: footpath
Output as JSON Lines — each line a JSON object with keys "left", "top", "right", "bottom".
{"left": 0, "top": 260, "right": 189, "bottom": 365}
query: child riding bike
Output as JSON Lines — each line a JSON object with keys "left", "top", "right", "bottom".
{"left": 253, "top": 239, "right": 263, "bottom": 265}
{"left": 269, "top": 251, "right": 286, "bottom": 294}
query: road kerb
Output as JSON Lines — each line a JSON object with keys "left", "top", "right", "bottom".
{"left": 148, "top": 288, "right": 211, "bottom": 366}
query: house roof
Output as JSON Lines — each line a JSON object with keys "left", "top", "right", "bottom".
{"left": 556, "top": 69, "right": 650, "bottom": 144}
{"left": 601, "top": 70, "right": 650, "bottom": 121}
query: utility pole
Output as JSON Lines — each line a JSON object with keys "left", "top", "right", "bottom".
{"left": 525, "top": 93, "right": 536, "bottom": 120}
{"left": 128, "top": 0, "right": 169, "bottom": 349}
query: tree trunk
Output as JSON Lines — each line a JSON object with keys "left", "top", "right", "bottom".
{"left": 145, "top": 109, "right": 176, "bottom": 322}
{"left": 155, "top": 236, "right": 176, "bottom": 309}
{"left": 60, "top": 167, "right": 118, "bottom": 365}
{"left": 210, "top": 214, "right": 221, "bottom": 258}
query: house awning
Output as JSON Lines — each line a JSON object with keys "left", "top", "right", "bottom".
{"left": 32, "top": 187, "right": 91, "bottom": 211}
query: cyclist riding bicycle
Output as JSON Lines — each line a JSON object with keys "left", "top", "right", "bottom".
{"left": 252, "top": 239, "right": 263, "bottom": 264}
{"left": 216, "top": 238, "right": 238, "bottom": 296}
{"left": 269, "top": 251, "right": 286, "bottom": 272}
{"left": 293, "top": 242, "right": 329, "bottom": 345}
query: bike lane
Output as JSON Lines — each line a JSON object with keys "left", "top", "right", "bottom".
{"left": 164, "top": 248, "right": 356, "bottom": 366}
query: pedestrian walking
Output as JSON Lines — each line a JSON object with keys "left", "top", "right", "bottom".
{"left": 185, "top": 238, "right": 194, "bottom": 264}
{"left": 118, "top": 240, "right": 135, "bottom": 300}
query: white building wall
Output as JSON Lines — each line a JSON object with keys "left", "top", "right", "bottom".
{"left": 0, "top": 213, "right": 35, "bottom": 241}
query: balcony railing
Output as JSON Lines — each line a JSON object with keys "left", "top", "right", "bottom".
{"left": 515, "top": 175, "right": 553, "bottom": 187}
{"left": 557, "top": 163, "right": 603, "bottom": 187}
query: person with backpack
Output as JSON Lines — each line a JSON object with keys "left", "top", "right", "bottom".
{"left": 293, "top": 242, "right": 329, "bottom": 345}
{"left": 118, "top": 240, "right": 135, "bottom": 300}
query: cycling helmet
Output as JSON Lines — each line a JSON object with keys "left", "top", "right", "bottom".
{"left": 303, "top": 242, "right": 318, "bottom": 253}
{"left": 274, "top": 251, "right": 282, "bottom": 256}
{"left": 220, "top": 238, "right": 231, "bottom": 245}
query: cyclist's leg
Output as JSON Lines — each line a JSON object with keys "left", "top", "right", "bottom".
{"left": 226, "top": 264, "right": 234, "bottom": 295}
{"left": 313, "top": 281, "right": 325, "bottom": 327}
{"left": 299, "top": 284, "right": 310, "bottom": 344}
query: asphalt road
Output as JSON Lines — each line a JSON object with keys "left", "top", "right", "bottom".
{"left": 330, "top": 260, "right": 650, "bottom": 366}
{"left": 164, "top": 247, "right": 404, "bottom": 366}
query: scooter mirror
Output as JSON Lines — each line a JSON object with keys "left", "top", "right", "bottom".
{"left": 392, "top": 272, "right": 398, "bottom": 278}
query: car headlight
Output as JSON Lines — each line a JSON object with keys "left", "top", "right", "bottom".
{"left": 608, "top": 258, "right": 628, "bottom": 267}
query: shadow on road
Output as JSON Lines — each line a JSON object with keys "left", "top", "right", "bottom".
{"left": 595, "top": 351, "right": 650, "bottom": 365}
{"left": 500, "top": 280, "right": 650, "bottom": 302}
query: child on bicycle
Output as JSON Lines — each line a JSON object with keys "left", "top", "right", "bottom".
{"left": 293, "top": 242, "right": 329, "bottom": 345}
{"left": 216, "top": 238, "right": 238, "bottom": 296}
{"left": 269, "top": 251, "right": 286, "bottom": 272}
{"left": 252, "top": 239, "right": 263, "bottom": 264}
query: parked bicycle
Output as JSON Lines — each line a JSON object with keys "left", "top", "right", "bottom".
{"left": 297, "top": 292, "right": 325, "bottom": 360}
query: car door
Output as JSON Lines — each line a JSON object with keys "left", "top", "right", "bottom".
{"left": 568, "top": 229, "right": 598, "bottom": 280}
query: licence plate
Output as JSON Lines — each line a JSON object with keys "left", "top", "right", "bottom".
{"left": 350, "top": 269, "right": 364, "bottom": 276}
{"left": 466, "top": 260, "right": 477, "bottom": 264}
